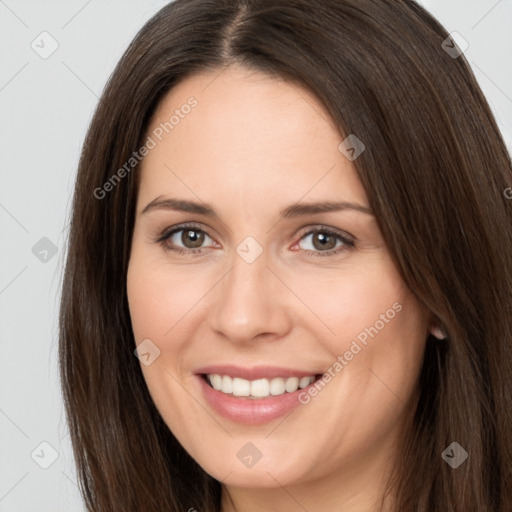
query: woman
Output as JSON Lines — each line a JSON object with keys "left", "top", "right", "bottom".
{"left": 59, "top": 0, "right": 512, "bottom": 510}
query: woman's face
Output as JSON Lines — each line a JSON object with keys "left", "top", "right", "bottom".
{"left": 127, "top": 65, "right": 429, "bottom": 492}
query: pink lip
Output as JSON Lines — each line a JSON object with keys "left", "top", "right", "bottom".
{"left": 194, "top": 364, "right": 319, "bottom": 380}
{"left": 194, "top": 370, "right": 322, "bottom": 426}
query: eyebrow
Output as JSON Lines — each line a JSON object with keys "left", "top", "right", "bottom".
{"left": 141, "top": 197, "right": 374, "bottom": 217}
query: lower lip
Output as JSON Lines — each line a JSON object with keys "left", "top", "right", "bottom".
{"left": 196, "top": 374, "right": 318, "bottom": 425}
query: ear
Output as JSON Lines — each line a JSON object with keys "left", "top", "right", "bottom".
{"left": 430, "top": 324, "right": 447, "bottom": 340}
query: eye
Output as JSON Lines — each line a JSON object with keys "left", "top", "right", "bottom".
{"left": 294, "top": 227, "right": 354, "bottom": 258}
{"left": 155, "top": 223, "right": 216, "bottom": 255}
{"left": 154, "top": 223, "right": 355, "bottom": 259}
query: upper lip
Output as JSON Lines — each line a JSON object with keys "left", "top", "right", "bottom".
{"left": 195, "top": 364, "right": 321, "bottom": 381}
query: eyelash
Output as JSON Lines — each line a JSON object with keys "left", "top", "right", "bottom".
{"left": 154, "top": 222, "right": 355, "bottom": 258}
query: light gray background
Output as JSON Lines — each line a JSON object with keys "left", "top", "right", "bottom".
{"left": 0, "top": 1, "right": 511, "bottom": 510}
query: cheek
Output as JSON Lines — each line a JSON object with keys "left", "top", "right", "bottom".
{"left": 285, "top": 259, "right": 411, "bottom": 350}
{"left": 126, "top": 253, "right": 207, "bottom": 440}
{"left": 127, "top": 281, "right": 165, "bottom": 345}
{"left": 289, "top": 258, "right": 427, "bottom": 402}
{"left": 127, "top": 253, "right": 204, "bottom": 343}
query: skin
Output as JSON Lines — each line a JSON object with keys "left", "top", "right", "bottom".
{"left": 127, "top": 64, "right": 434, "bottom": 512}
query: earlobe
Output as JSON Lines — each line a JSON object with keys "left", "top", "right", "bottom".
{"left": 430, "top": 325, "right": 447, "bottom": 340}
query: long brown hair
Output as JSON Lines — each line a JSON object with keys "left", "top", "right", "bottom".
{"left": 59, "top": 0, "right": 512, "bottom": 510}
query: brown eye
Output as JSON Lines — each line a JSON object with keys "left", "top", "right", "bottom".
{"left": 296, "top": 227, "right": 355, "bottom": 258}
{"left": 156, "top": 224, "right": 215, "bottom": 254}
{"left": 311, "top": 232, "right": 337, "bottom": 251}
{"left": 180, "top": 229, "right": 205, "bottom": 249}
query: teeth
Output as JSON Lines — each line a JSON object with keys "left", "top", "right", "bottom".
{"left": 299, "top": 376, "right": 312, "bottom": 388}
{"left": 232, "top": 377, "right": 250, "bottom": 397}
{"left": 221, "top": 375, "right": 233, "bottom": 394}
{"left": 206, "top": 374, "right": 316, "bottom": 398}
{"left": 250, "top": 378, "right": 269, "bottom": 397}
{"left": 209, "top": 374, "right": 222, "bottom": 391}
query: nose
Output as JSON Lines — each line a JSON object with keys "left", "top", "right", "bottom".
{"left": 207, "top": 248, "right": 293, "bottom": 345}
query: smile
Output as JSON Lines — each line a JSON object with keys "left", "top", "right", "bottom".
{"left": 194, "top": 365, "right": 324, "bottom": 424}
{"left": 204, "top": 374, "right": 318, "bottom": 398}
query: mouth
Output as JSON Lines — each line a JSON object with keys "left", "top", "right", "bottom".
{"left": 200, "top": 373, "right": 324, "bottom": 399}
{"left": 194, "top": 366, "right": 325, "bottom": 425}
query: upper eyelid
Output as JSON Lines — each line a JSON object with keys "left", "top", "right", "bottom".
{"left": 160, "top": 223, "right": 215, "bottom": 242}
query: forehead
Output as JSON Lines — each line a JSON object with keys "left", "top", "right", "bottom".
{"left": 138, "top": 65, "right": 368, "bottom": 212}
